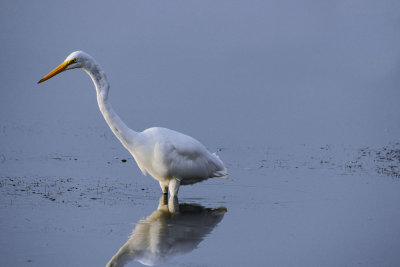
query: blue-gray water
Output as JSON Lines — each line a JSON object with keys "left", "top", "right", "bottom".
{"left": 1, "top": 1, "right": 400, "bottom": 266}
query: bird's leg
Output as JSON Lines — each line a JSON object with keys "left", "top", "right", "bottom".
{"left": 160, "top": 182, "right": 168, "bottom": 195}
{"left": 168, "top": 195, "right": 179, "bottom": 213}
{"left": 169, "top": 178, "right": 180, "bottom": 198}
{"left": 158, "top": 194, "right": 168, "bottom": 209}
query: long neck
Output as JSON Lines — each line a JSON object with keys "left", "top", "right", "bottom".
{"left": 83, "top": 62, "right": 138, "bottom": 149}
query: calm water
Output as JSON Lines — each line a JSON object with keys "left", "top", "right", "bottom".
{"left": 1, "top": 124, "right": 400, "bottom": 266}
{"left": 1, "top": 1, "right": 400, "bottom": 266}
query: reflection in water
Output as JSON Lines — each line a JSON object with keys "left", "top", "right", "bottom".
{"left": 107, "top": 196, "right": 227, "bottom": 267}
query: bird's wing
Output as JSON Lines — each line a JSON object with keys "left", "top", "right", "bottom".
{"left": 158, "top": 133, "right": 227, "bottom": 180}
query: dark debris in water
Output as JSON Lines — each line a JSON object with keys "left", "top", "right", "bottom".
{"left": 48, "top": 154, "right": 79, "bottom": 161}
{"left": 253, "top": 143, "right": 400, "bottom": 178}
{"left": 0, "top": 175, "right": 149, "bottom": 207}
{"left": 373, "top": 144, "right": 400, "bottom": 178}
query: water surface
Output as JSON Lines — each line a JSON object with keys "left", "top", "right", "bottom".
{"left": 1, "top": 1, "right": 400, "bottom": 266}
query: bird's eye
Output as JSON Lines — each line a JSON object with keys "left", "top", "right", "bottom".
{"left": 67, "top": 58, "right": 77, "bottom": 66}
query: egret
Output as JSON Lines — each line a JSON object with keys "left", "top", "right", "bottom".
{"left": 38, "top": 51, "right": 227, "bottom": 197}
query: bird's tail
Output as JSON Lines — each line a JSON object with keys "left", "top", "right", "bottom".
{"left": 214, "top": 169, "right": 228, "bottom": 178}
{"left": 212, "top": 153, "right": 228, "bottom": 178}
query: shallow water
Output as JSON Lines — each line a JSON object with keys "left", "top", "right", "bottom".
{"left": 1, "top": 1, "right": 400, "bottom": 266}
{"left": 1, "top": 124, "right": 400, "bottom": 266}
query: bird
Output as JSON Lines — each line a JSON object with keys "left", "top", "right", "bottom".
{"left": 38, "top": 51, "right": 227, "bottom": 197}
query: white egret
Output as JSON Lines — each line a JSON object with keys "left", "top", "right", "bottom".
{"left": 38, "top": 51, "right": 227, "bottom": 197}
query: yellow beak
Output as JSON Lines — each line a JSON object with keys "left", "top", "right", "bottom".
{"left": 37, "top": 60, "right": 73, "bottom": 84}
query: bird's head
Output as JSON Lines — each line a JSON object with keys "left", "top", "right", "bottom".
{"left": 38, "top": 51, "right": 93, "bottom": 84}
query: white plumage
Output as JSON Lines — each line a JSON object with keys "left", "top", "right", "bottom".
{"left": 38, "top": 51, "right": 227, "bottom": 197}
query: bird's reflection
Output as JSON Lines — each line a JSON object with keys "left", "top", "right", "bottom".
{"left": 107, "top": 195, "right": 227, "bottom": 267}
